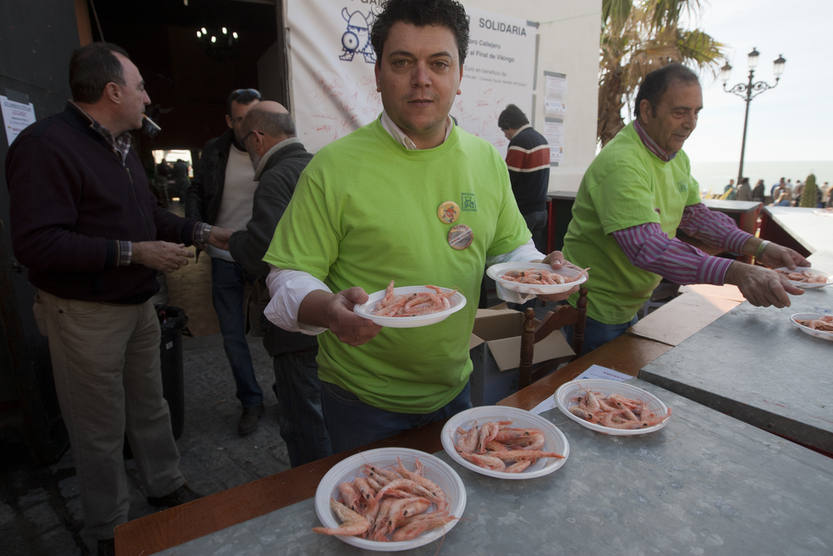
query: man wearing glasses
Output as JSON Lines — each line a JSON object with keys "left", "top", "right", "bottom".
{"left": 186, "top": 88, "right": 266, "bottom": 436}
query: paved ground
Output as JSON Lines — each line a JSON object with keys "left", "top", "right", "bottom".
{"left": 1, "top": 332, "right": 290, "bottom": 556}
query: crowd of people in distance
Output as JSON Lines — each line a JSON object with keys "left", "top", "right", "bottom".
{"left": 718, "top": 176, "right": 831, "bottom": 207}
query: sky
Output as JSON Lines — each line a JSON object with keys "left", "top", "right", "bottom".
{"left": 677, "top": 0, "right": 832, "bottom": 163}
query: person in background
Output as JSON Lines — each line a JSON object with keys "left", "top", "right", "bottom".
{"left": 5, "top": 42, "right": 231, "bottom": 556}
{"left": 561, "top": 63, "right": 808, "bottom": 354}
{"left": 186, "top": 88, "right": 266, "bottom": 436}
{"left": 770, "top": 177, "right": 786, "bottom": 201}
{"left": 751, "top": 178, "right": 765, "bottom": 203}
{"left": 497, "top": 103, "right": 550, "bottom": 253}
{"left": 228, "top": 101, "right": 332, "bottom": 466}
{"left": 721, "top": 178, "right": 735, "bottom": 199}
{"left": 736, "top": 177, "right": 752, "bottom": 201}
{"left": 260, "top": 0, "right": 576, "bottom": 453}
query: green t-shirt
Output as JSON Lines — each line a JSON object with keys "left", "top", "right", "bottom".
{"left": 562, "top": 123, "right": 701, "bottom": 324}
{"left": 263, "top": 119, "right": 530, "bottom": 413}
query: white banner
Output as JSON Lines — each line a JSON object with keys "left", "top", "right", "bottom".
{"left": 285, "top": 0, "right": 537, "bottom": 154}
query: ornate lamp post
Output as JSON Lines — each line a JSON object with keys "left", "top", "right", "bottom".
{"left": 720, "top": 48, "right": 786, "bottom": 186}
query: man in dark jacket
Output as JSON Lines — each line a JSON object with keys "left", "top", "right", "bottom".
{"left": 185, "top": 88, "right": 267, "bottom": 436}
{"left": 5, "top": 42, "right": 231, "bottom": 555}
{"left": 230, "top": 101, "right": 332, "bottom": 466}
{"left": 498, "top": 104, "right": 551, "bottom": 253}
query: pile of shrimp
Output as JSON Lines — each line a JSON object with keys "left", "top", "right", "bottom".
{"left": 775, "top": 268, "right": 828, "bottom": 284}
{"left": 453, "top": 420, "right": 564, "bottom": 473}
{"left": 313, "top": 457, "right": 457, "bottom": 542}
{"left": 371, "top": 280, "right": 457, "bottom": 317}
{"left": 796, "top": 315, "right": 833, "bottom": 331}
{"left": 569, "top": 390, "right": 670, "bottom": 430}
{"left": 500, "top": 266, "right": 588, "bottom": 285}
{"left": 500, "top": 268, "right": 568, "bottom": 285}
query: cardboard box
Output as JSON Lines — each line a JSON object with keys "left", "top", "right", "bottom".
{"left": 468, "top": 307, "right": 574, "bottom": 406}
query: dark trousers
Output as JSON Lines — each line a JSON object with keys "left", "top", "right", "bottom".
{"left": 320, "top": 381, "right": 472, "bottom": 454}
{"left": 272, "top": 350, "right": 332, "bottom": 467}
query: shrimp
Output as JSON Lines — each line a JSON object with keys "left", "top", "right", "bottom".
{"left": 371, "top": 281, "right": 457, "bottom": 317}
{"left": 459, "top": 451, "right": 506, "bottom": 471}
{"left": 313, "top": 498, "right": 371, "bottom": 536}
{"left": 391, "top": 512, "right": 457, "bottom": 542}
{"left": 337, "top": 482, "right": 362, "bottom": 513}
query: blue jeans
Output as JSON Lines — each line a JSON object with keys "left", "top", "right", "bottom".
{"left": 211, "top": 258, "right": 262, "bottom": 407}
{"left": 522, "top": 209, "right": 548, "bottom": 254}
{"left": 564, "top": 314, "right": 639, "bottom": 356}
{"left": 272, "top": 349, "right": 332, "bottom": 467}
{"left": 321, "top": 381, "right": 472, "bottom": 454}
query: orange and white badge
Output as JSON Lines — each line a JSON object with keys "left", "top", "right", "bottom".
{"left": 437, "top": 201, "right": 461, "bottom": 224}
{"left": 447, "top": 224, "right": 473, "bottom": 250}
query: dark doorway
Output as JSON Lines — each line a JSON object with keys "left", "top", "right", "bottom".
{"left": 88, "top": 0, "right": 284, "bottom": 153}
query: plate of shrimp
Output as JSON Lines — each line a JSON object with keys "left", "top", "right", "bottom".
{"left": 790, "top": 313, "right": 833, "bottom": 342}
{"left": 313, "top": 447, "right": 465, "bottom": 551}
{"left": 774, "top": 266, "right": 832, "bottom": 289}
{"left": 353, "top": 281, "right": 466, "bottom": 328}
{"left": 555, "top": 379, "right": 671, "bottom": 436}
{"left": 486, "top": 261, "right": 588, "bottom": 296}
{"left": 441, "top": 406, "right": 569, "bottom": 480}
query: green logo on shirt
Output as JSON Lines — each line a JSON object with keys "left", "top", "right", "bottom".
{"left": 677, "top": 180, "right": 688, "bottom": 194}
{"left": 460, "top": 192, "right": 477, "bottom": 211}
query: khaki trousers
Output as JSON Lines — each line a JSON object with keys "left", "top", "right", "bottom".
{"left": 34, "top": 290, "right": 184, "bottom": 541}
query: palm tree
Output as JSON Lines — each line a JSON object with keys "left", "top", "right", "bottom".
{"left": 598, "top": 0, "right": 725, "bottom": 146}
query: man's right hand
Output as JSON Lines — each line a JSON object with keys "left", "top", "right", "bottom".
{"left": 300, "top": 288, "right": 382, "bottom": 346}
{"left": 132, "top": 241, "right": 192, "bottom": 273}
{"left": 724, "top": 261, "right": 804, "bottom": 308}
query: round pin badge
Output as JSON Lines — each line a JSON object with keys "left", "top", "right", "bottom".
{"left": 437, "top": 201, "right": 461, "bottom": 224}
{"left": 447, "top": 224, "right": 473, "bottom": 250}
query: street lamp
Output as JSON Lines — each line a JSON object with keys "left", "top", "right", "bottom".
{"left": 721, "top": 48, "right": 786, "bottom": 186}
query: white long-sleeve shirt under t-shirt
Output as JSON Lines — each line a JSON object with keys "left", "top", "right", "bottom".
{"left": 263, "top": 112, "right": 546, "bottom": 335}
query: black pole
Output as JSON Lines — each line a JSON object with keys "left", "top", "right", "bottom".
{"left": 737, "top": 68, "right": 754, "bottom": 185}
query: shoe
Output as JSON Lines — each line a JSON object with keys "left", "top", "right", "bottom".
{"left": 147, "top": 484, "right": 203, "bottom": 508}
{"left": 237, "top": 403, "right": 264, "bottom": 436}
{"left": 97, "top": 538, "right": 115, "bottom": 556}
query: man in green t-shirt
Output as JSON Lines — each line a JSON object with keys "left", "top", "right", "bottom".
{"left": 260, "top": 0, "right": 576, "bottom": 454}
{"left": 562, "top": 63, "right": 808, "bottom": 353}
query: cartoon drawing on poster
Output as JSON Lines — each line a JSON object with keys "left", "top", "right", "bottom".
{"left": 338, "top": 6, "right": 378, "bottom": 63}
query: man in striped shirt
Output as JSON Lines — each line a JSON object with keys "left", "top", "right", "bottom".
{"left": 562, "top": 63, "right": 809, "bottom": 353}
{"left": 499, "top": 104, "right": 551, "bottom": 253}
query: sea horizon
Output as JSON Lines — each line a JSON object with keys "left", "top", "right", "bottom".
{"left": 690, "top": 159, "right": 832, "bottom": 196}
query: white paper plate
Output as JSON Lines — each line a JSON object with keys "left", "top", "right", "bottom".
{"left": 555, "top": 379, "right": 670, "bottom": 436}
{"left": 486, "top": 262, "right": 587, "bottom": 296}
{"left": 790, "top": 313, "right": 833, "bottom": 342}
{"left": 314, "top": 447, "right": 465, "bottom": 551}
{"left": 353, "top": 285, "right": 466, "bottom": 328}
{"left": 774, "top": 266, "right": 832, "bottom": 289}
{"left": 440, "top": 406, "right": 569, "bottom": 480}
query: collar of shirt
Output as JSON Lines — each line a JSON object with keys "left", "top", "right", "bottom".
{"left": 68, "top": 101, "right": 132, "bottom": 164}
{"left": 633, "top": 119, "right": 675, "bottom": 162}
{"left": 379, "top": 111, "right": 453, "bottom": 150}
{"left": 254, "top": 136, "right": 301, "bottom": 179}
{"left": 510, "top": 123, "right": 532, "bottom": 139}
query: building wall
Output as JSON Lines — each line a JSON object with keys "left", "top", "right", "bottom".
{"left": 465, "top": 0, "right": 601, "bottom": 193}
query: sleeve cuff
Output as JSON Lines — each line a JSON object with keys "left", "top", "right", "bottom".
{"left": 697, "top": 255, "right": 734, "bottom": 285}
{"left": 723, "top": 228, "right": 753, "bottom": 254}
{"left": 192, "top": 223, "right": 212, "bottom": 248}
{"left": 117, "top": 240, "right": 132, "bottom": 266}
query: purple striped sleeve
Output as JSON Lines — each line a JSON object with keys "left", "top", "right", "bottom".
{"left": 613, "top": 223, "right": 734, "bottom": 285}
{"left": 677, "top": 203, "right": 752, "bottom": 254}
